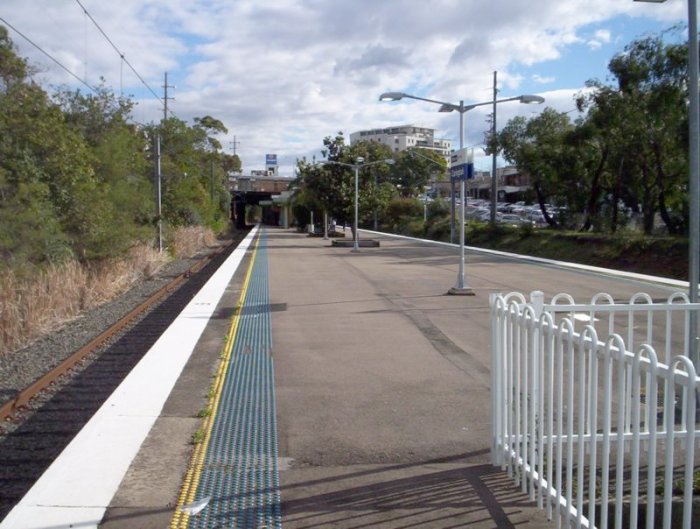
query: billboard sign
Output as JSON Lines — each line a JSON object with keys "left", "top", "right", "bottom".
{"left": 265, "top": 154, "right": 278, "bottom": 166}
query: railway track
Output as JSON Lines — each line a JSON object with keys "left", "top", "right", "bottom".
{"left": 0, "top": 230, "right": 249, "bottom": 522}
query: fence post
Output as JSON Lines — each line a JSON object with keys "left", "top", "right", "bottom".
{"left": 491, "top": 292, "right": 502, "bottom": 465}
{"left": 529, "top": 291, "right": 544, "bottom": 502}
{"left": 531, "top": 291, "right": 544, "bottom": 319}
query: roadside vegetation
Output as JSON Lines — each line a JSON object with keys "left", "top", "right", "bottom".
{"left": 0, "top": 27, "right": 237, "bottom": 355}
{"left": 381, "top": 199, "right": 687, "bottom": 281}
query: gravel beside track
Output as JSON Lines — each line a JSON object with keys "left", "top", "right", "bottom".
{"left": 0, "top": 232, "right": 248, "bottom": 522}
{"left": 0, "top": 256, "right": 201, "bottom": 415}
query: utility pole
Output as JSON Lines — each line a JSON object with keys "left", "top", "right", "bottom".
{"left": 230, "top": 136, "right": 240, "bottom": 156}
{"left": 490, "top": 70, "right": 498, "bottom": 226}
{"left": 154, "top": 134, "right": 162, "bottom": 253}
{"left": 162, "top": 72, "right": 174, "bottom": 121}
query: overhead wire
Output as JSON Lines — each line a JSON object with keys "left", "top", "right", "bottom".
{"left": 0, "top": 15, "right": 98, "bottom": 93}
{"left": 2, "top": 6, "right": 183, "bottom": 123}
{"left": 74, "top": 0, "right": 170, "bottom": 114}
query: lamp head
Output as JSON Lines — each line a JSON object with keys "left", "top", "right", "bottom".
{"left": 379, "top": 92, "right": 405, "bottom": 101}
{"left": 385, "top": 159, "right": 395, "bottom": 165}
{"left": 356, "top": 156, "right": 365, "bottom": 164}
{"left": 519, "top": 95, "right": 545, "bottom": 104}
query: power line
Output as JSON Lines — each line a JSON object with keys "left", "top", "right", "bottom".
{"left": 74, "top": 0, "right": 163, "bottom": 104}
{"left": 0, "top": 16, "right": 97, "bottom": 93}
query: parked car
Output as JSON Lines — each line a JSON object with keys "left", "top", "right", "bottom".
{"left": 526, "top": 210, "right": 547, "bottom": 226}
{"left": 500, "top": 214, "right": 531, "bottom": 227}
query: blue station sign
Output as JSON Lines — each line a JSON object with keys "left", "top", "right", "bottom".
{"left": 449, "top": 148, "right": 474, "bottom": 182}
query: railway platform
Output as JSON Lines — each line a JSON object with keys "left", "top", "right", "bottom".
{"left": 2, "top": 225, "right": 680, "bottom": 529}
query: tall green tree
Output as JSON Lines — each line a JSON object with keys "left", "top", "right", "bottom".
{"left": 296, "top": 134, "right": 397, "bottom": 230}
{"left": 55, "top": 84, "right": 153, "bottom": 253}
{"left": 498, "top": 108, "right": 575, "bottom": 227}
{"left": 390, "top": 148, "right": 447, "bottom": 197}
{"left": 0, "top": 27, "right": 103, "bottom": 263}
{"left": 145, "top": 115, "right": 232, "bottom": 230}
{"left": 578, "top": 34, "right": 688, "bottom": 234}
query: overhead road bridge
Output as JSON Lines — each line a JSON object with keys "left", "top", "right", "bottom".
{"left": 231, "top": 190, "right": 294, "bottom": 229}
{"left": 229, "top": 174, "right": 294, "bottom": 229}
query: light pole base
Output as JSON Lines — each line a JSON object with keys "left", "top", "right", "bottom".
{"left": 447, "top": 286, "right": 475, "bottom": 296}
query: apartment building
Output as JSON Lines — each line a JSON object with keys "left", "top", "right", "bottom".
{"left": 349, "top": 125, "right": 452, "bottom": 161}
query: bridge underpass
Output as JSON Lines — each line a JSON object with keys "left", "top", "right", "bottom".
{"left": 232, "top": 190, "right": 283, "bottom": 229}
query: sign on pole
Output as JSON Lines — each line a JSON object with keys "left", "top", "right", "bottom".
{"left": 450, "top": 148, "right": 474, "bottom": 182}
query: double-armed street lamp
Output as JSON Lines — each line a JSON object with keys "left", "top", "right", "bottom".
{"left": 379, "top": 90, "right": 544, "bottom": 295}
{"left": 318, "top": 157, "right": 395, "bottom": 252}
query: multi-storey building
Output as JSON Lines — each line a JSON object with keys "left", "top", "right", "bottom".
{"left": 349, "top": 125, "right": 452, "bottom": 161}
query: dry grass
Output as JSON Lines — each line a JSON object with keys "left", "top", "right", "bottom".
{"left": 0, "top": 227, "right": 219, "bottom": 356}
{"left": 170, "top": 226, "right": 218, "bottom": 258}
{"left": 0, "top": 243, "right": 169, "bottom": 356}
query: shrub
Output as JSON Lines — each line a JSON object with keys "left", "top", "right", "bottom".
{"left": 386, "top": 198, "right": 423, "bottom": 230}
{"left": 425, "top": 216, "right": 451, "bottom": 242}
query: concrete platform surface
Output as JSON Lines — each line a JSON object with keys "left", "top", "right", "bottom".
{"left": 100, "top": 226, "right": 680, "bottom": 529}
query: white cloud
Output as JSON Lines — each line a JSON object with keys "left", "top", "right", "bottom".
{"left": 587, "top": 29, "right": 612, "bottom": 50}
{"left": 0, "top": 0, "right": 686, "bottom": 175}
{"left": 532, "top": 74, "right": 556, "bottom": 85}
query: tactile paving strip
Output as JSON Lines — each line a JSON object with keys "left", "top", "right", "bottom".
{"left": 173, "top": 229, "right": 281, "bottom": 529}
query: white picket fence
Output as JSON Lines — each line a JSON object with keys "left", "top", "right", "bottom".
{"left": 490, "top": 291, "right": 700, "bottom": 529}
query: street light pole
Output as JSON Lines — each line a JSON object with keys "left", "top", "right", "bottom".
{"left": 353, "top": 164, "right": 360, "bottom": 251}
{"left": 317, "top": 157, "right": 395, "bottom": 252}
{"left": 380, "top": 90, "right": 544, "bottom": 296}
{"left": 454, "top": 102, "right": 470, "bottom": 294}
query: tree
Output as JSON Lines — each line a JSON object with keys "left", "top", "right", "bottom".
{"left": 0, "top": 29, "right": 101, "bottom": 263}
{"left": 578, "top": 35, "right": 688, "bottom": 234}
{"left": 390, "top": 148, "right": 447, "bottom": 197}
{"left": 55, "top": 84, "right": 153, "bottom": 253}
{"left": 144, "top": 115, "right": 232, "bottom": 230}
{"left": 498, "top": 109, "right": 575, "bottom": 227}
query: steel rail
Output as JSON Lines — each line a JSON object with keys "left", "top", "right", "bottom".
{"left": 0, "top": 243, "right": 230, "bottom": 422}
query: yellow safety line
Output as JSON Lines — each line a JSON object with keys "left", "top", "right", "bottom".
{"left": 170, "top": 235, "right": 260, "bottom": 529}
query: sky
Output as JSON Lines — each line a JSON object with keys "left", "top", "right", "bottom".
{"left": 0, "top": 0, "right": 689, "bottom": 176}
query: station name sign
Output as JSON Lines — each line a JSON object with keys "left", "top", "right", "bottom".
{"left": 450, "top": 148, "right": 474, "bottom": 182}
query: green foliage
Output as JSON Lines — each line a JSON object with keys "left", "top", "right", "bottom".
{"left": 191, "top": 429, "right": 205, "bottom": 445}
{"left": 55, "top": 85, "right": 153, "bottom": 257}
{"left": 424, "top": 215, "right": 451, "bottom": 242}
{"left": 384, "top": 197, "right": 423, "bottom": 232}
{"left": 499, "top": 30, "right": 690, "bottom": 236}
{"left": 0, "top": 27, "right": 233, "bottom": 270}
{"left": 296, "top": 134, "right": 396, "bottom": 226}
{"left": 426, "top": 199, "right": 449, "bottom": 221}
{"left": 391, "top": 148, "right": 447, "bottom": 197}
{"left": 146, "top": 116, "right": 234, "bottom": 231}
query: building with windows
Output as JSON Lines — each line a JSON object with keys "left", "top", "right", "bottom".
{"left": 466, "top": 166, "right": 533, "bottom": 201}
{"left": 349, "top": 125, "right": 452, "bottom": 161}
